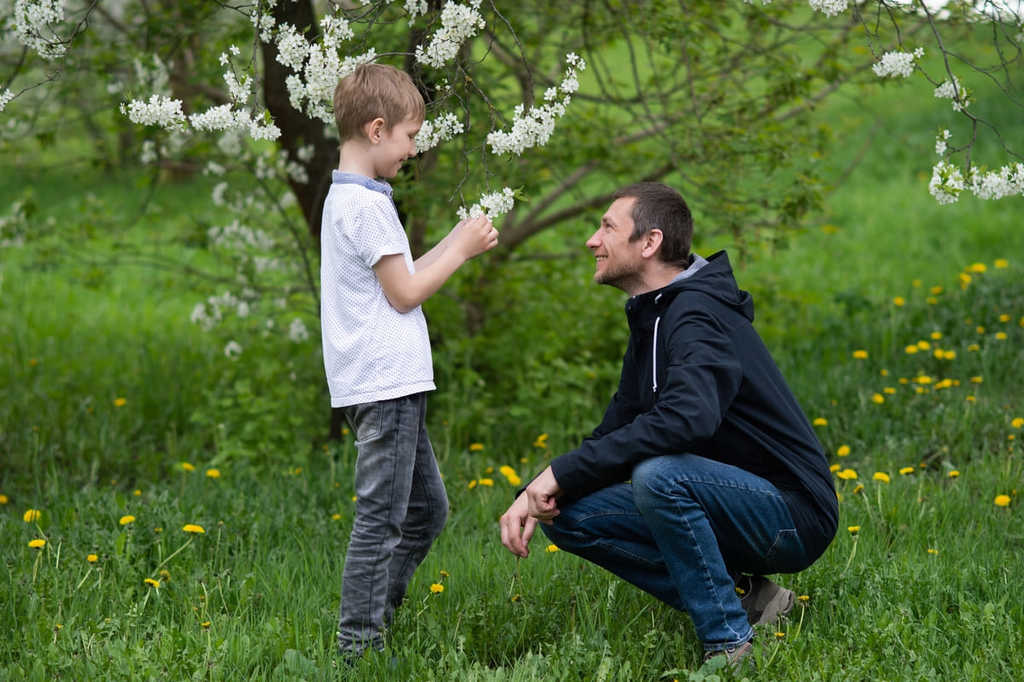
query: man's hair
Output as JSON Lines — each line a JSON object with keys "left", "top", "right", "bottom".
{"left": 333, "top": 64, "right": 425, "bottom": 142}
{"left": 614, "top": 182, "right": 693, "bottom": 267}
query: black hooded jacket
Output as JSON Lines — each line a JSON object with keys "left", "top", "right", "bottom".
{"left": 550, "top": 250, "right": 838, "bottom": 561}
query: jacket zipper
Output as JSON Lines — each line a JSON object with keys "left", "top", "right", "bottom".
{"left": 652, "top": 315, "right": 661, "bottom": 394}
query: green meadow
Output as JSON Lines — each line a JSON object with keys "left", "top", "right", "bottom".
{"left": 3, "top": 73, "right": 1024, "bottom": 681}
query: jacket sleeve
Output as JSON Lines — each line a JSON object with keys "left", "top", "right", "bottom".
{"left": 550, "top": 304, "right": 743, "bottom": 499}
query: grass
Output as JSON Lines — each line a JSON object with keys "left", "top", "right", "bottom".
{"left": 3, "top": 52, "right": 1024, "bottom": 682}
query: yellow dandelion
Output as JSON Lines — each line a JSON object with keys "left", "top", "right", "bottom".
{"left": 546, "top": 544, "right": 560, "bottom": 553}
{"left": 351, "top": 495, "right": 357, "bottom": 502}
{"left": 968, "top": 343, "right": 980, "bottom": 352}
{"left": 930, "top": 331, "right": 942, "bottom": 340}
{"left": 160, "top": 569, "right": 171, "bottom": 582}
{"left": 942, "top": 350, "right": 956, "bottom": 360}
{"left": 847, "top": 526, "right": 860, "bottom": 534}
{"left": 499, "top": 466, "right": 522, "bottom": 486}
{"left": 899, "top": 377, "right": 909, "bottom": 384}
{"left": 478, "top": 478, "right": 494, "bottom": 487}
{"left": 829, "top": 463, "right": 841, "bottom": 473}
{"left": 915, "top": 375, "right": 933, "bottom": 385}
{"left": 87, "top": 554, "right": 98, "bottom": 563}
{"left": 999, "top": 314, "right": 1010, "bottom": 323}
{"left": 968, "top": 262, "right": 987, "bottom": 273}
{"left": 904, "top": 345, "right": 919, "bottom": 354}
{"left": 873, "top": 472, "right": 891, "bottom": 483}
{"left": 837, "top": 445, "right": 850, "bottom": 457}
{"left": 995, "top": 332, "right": 1007, "bottom": 340}
{"left": 181, "top": 462, "right": 196, "bottom": 472}
{"left": 28, "top": 539, "right": 46, "bottom": 549}
{"left": 899, "top": 467, "right": 914, "bottom": 476}
{"left": 0, "top": 494, "right": 7, "bottom": 505}
{"left": 469, "top": 443, "right": 484, "bottom": 452}
{"left": 930, "top": 285, "right": 944, "bottom": 295}
{"left": 852, "top": 484, "right": 864, "bottom": 495}
{"left": 871, "top": 393, "right": 885, "bottom": 404}
{"left": 144, "top": 578, "right": 160, "bottom": 588}
{"left": 119, "top": 515, "right": 135, "bottom": 526}
{"left": 182, "top": 524, "right": 206, "bottom": 534}
{"left": 797, "top": 595, "right": 810, "bottom": 602}
{"left": 880, "top": 369, "right": 889, "bottom": 376}
{"left": 976, "top": 326, "right": 986, "bottom": 334}
{"left": 966, "top": 396, "right": 976, "bottom": 403}
{"left": 533, "top": 433, "right": 549, "bottom": 448}
{"left": 892, "top": 296, "right": 906, "bottom": 307}
{"left": 467, "top": 480, "right": 477, "bottom": 490}
{"left": 485, "top": 466, "right": 494, "bottom": 474}
{"left": 813, "top": 417, "right": 827, "bottom": 426}
{"left": 205, "top": 468, "right": 221, "bottom": 479}
{"left": 927, "top": 548, "right": 939, "bottom": 555}
{"left": 837, "top": 468, "right": 858, "bottom": 481}
{"left": 970, "top": 376, "right": 983, "bottom": 384}
{"left": 994, "top": 494, "right": 1011, "bottom": 507}
{"left": 331, "top": 513, "right": 342, "bottom": 521}
{"left": 917, "top": 340, "right": 931, "bottom": 351}
{"left": 926, "top": 297, "right": 938, "bottom": 305}
{"left": 960, "top": 273, "right": 972, "bottom": 288}
{"left": 883, "top": 387, "right": 896, "bottom": 394}
{"left": 775, "top": 631, "right": 786, "bottom": 639}
{"left": 23, "top": 508, "right": 41, "bottom": 523}
{"left": 429, "top": 583, "right": 445, "bottom": 594}
{"left": 201, "top": 621, "right": 211, "bottom": 629}
{"left": 113, "top": 397, "right": 127, "bottom": 407}
{"left": 852, "top": 350, "right": 868, "bottom": 359}
{"left": 1011, "top": 417, "right": 1024, "bottom": 429}
{"left": 440, "top": 570, "right": 450, "bottom": 578}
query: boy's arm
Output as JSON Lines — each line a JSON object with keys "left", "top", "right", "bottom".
{"left": 374, "top": 214, "right": 497, "bottom": 313}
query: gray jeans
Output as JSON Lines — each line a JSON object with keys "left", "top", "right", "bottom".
{"left": 337, "top": 392, "right": 448, "bottom": 655}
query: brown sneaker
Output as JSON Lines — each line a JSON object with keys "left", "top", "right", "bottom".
{"left": 735, "top": 574, "right": 795, "bottom": 626}
{"left": 702, "top": 639, "right": 754, "bottom": 669}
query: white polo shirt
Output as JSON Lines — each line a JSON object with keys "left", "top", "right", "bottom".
{"left": 320, "top": 171, "right": 435, "bottom": 408}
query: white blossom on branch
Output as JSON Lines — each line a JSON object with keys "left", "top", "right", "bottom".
{"left": 414, "top": 1, "right": 485, "bottom": 68}
{"left": 872, "top": 48, "right": 924, "bottom": 78}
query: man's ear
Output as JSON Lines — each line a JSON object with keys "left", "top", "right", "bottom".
{"left": 364, "top": 117, "right": 386, "bottom": 143}
{"left": 641, "top": 229, "right": 664, "bottom": 259}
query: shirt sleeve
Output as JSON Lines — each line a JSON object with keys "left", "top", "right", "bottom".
{"left": 348, "top": 196, "right": 409, "bottom": 268}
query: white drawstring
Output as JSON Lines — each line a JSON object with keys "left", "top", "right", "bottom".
{"left": 652, "top": 315, "right": 661, "bottom": 393}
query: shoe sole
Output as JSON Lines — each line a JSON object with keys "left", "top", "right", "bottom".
{"left": 753, "top": 588, "right": 795, "bottom": 625}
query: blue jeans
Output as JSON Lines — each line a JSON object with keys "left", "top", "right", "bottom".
{"left": 541, "top": 454, "right": 811, "bottom": 651}
{"left": 337, "top": 392, "right": 448, "bottom": 654}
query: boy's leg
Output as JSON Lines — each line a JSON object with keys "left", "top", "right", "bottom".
{"left": 382, "top": 393, "right": 448, "bottom": 623}
{"left": 337, "top": 395, "right": 423, "bottom": 656}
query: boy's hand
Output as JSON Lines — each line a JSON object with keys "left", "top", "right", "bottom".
{"left": 452, "top": 215, "right": 498, "bottom": 259}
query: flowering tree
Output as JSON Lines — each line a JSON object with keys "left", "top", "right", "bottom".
{"left": 2, "top": 0, "right": 1021, "bottom": 450}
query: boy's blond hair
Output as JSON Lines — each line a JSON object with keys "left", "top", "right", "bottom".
{"left": 333, "top": 64, "right": 425, "bottom": 142}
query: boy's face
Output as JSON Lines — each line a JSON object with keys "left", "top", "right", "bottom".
{"left": 370, "top": 116, "right": 421, "bottom": 179}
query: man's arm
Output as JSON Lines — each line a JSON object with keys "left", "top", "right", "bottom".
{"left": 374, "top": 215, "right": 497, "bottom": 313}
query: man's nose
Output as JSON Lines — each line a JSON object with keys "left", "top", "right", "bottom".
{"left": 585, "top": 230, "right": 600, "bottom": 249}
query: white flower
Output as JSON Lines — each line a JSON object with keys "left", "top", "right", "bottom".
{"left": 457, "top": 187, "right": 515, "bottom": 219}
{"left": 405, "top": 0, "right": 429, "bottom": 21}
{"left": 13, "top": 0, "right": 66, "bottom": 60}
{"left": 934, "top": 77, "right": 970, "bottom": 111}
{"left": 224, "top": 341, "right": 243, "bottom": 358}
{"left": 967, "top": 163, "right": 1024, "bottom": 200}
{"left": 872, "top": 48, "right": 924, "bottom": 79}
{"left": 121, "top": 95, "right": 187, "bottom": 130}
{"left": 415, "top": 112, "right": 464, "bottom": 153}
{"left": 288, "top": 318, "right": 310, "bottom": 342}
{"left": 808, "top": 0, "right": 848, "bottom": 17}
{"left": 0, "top": 89, "right": 15, "bottom": 113}
{"left": 934, "top": 129, "right": 951, "bottom": 156}
{"left": 414, "top": 1, "right": 485, "bottom": 69}
{"left": 275, "top": 23, "right": 310, "bottom": 72}
{"left": 929, "top": 160, "right": 964, "bottom": 205}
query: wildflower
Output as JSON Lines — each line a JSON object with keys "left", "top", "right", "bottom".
{"left": 892, "top": 296, "right": 906, "bottom": 307}
{"left": 899, "top": 467, "right": 914, "bottom": 476}
{"left": 941, "top": 350, "right": 956, "bottom": 360}
{"left": 351, "top": 496, "right": 357, "bottom": 502}
{"left": 533, "top": 433, "right": 549, "bottom": 448}
{"left": 994, "top": 259, "right": 1008, "bottom": 268}
{"left": 87, "top": 554, "right": 98, "bottom": 563}
{"left": 930, "top": 285, "right": 944, "bottom": 295}
{"left": 915, "top": 375, "right": 933, "bottom": 384}
{"left": 970, "top": 376, "right": 983, "bottom": 384}
{"left": 873, "top": 472, "right": 891, "bottom": 483}
{"left": 0, "top": 494, "right": 7, "bottom": 504}
{"left": 934, "top": 379, "right": 954, "bottom": 390}
{"left": 201, "top": 621, "right": 211, "bottom": 628}
{"left": 883, "top": 387, "right": 896, "bottom": 394}
{"left": 119, "top": 515, "right": 135, "bottom": 526}
{"left": 966, "top": 396, "right": 976, "bottom": 403}
{"left": 852, "top": 484, "right": 864, "bottom": 494}
{"left": 114, "top": 397, "right": 127, "bottom": 407}
{"left": 469, "top": 443, "right": 484, "bottom": 452}
{"left": 23, "top": 509, "right": 41, "bottom": 523}
{"left": 837, "top": 468, "right": 858, "bottom": 481}
{"left": 813, "top": 417, "right": 828, "bottom": 426}
{"left": 904, "top": 345, "right": 919, "bottom": 354}
{"left": 499, "top": 466, "right": 522, "bottom": 486}
{"left": 181, "top": 462, "right": 196, "bottom": 472}
{"left": 829, "top": 463, "right": 840, "bottom": 472}
{"left": 852, "top": 350, "right": 868, "bottom": 359}
{"left": 429, "top": 583, "right": 444, "bottom": 594}
{"left": 926, "top": 297, "right": 938, "bottom": 305}
{"left": 182, "top": 524, "right": 206, "bottom": 534}
{"left": 160, "top": 569, "right": 171, "bottom": 582}
{"left": 478, "top": 478, "right": 494, "bottom": 487}
{"left": 930, "top": 331, "right": 942, "bottom": 340}
{"left": 797, "top": 595, "right": 810, "bottom": 602}
{"left": 976, "top": 326, "right": 985, "bottom": 334}
{"left": 917, "top": 340, "right": 931, "bottom": 351}
{"left": 144, "top": 578, "right": 160, "bottom": 588}
{"left": 999, "top": 314, "right": 1010, "bottom": 323}
{"left": 968, "top": 262, "right": 987, "bottom": 273}
{"left": 133, "top": 489, "right": 141, "bottom": 496}
{"left": 994, "top": 494, "right": 1011, "bottom": 507}
{"left": 847, "top": 526, "right": 860, "bottom": 535}
{"left": 1012, "top": 418, "right": 1024, "bottom": 429}
{"left": 546, "top": 544, "right": 560, "bottom": 553}
{"left": 995, "top": 332, "right": 1007, "bottom": 340}
{"left": 154, "top": 527, "right": 162, "bottom": 533}
{"left": 331, "top": 513, "right": 341, "bottom": 521}
{"left": 837, "top": 445, "right": 850, "bottom": 457}
{"left": 960, "top": 273, "right": 972, "bottom": 288}
{"left": 28, "top": 539, "right": 46, "bottom": 549}
{"left": 927, "top": 548, "right": 939, "bottom": 555}
{"left": 775, "top": 631, "right": 786, "bottom": 639}
{"left": 205, "top": 468, "right": 221, "bottom": 479}
{"left": 880, "top": 369, "right": 889, "bottom": 376}
{"left": 467, "top": 480, "right": 477, "bottom": 490}
{"left": 871, "top": 393, "right": 885, "bottom": 404}
{"left": 440, "top": 570, "right": 450, "bottom": 578}
{"left": 484, "top": 466, "right": 493, "bottom": 474}
{"left": 735, "top": 586, "right": 747, "bottom": 595}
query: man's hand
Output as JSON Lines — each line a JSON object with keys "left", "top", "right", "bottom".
{"left": 525, "top": 465, "right": 562, "bottom": 523}
{"left": 499, "top": 493, "right": 538, "bottom": 558}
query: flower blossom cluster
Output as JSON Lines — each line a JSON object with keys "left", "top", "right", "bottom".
{"left": 121, "top": 95, "right": 186, "bottom": 131}
{"left": 808, "top": 0, "right": 848, "bottom": 16}
{"left": 457, "top": 187, "right": 515, "bottom": 219}
{"left": 966, "top": 163, "right": 1024, "bottom": 201}
{"left": 414, "top": 1, "right": 485, "bottom": 69}
{"left": 415, "top": 112, "right": 464, "bottom": 154}
{"left": 872, "top": 48, "right": 924, "bottom": 79}
{"left": 929, "top": 160, "right": 964, "bottom": 205}
{"left": 13, "top": 0, "right": 66, "bottom": 60}
{"left": 191, "top": 291, "right": 253, "bottom": 332}
{"left": 487, "top": 53, "right": 586, "bottom": 156}
{"left": 934, "top": 129, "right": 951, "bottom": 156}
{"left": 0, "top": 89, "right": 13, "bottom": 113}
{"left": 208, "top": 219, "right": 275, "bottom": 251}
{"left": 934, "top": 76, "right": 970, "bottom": 111}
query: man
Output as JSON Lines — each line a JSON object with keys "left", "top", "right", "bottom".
{"left": 499, "top": 182, "right": 838, "bottom": 666}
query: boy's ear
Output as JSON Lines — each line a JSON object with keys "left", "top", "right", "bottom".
{"left": 364, "top": 117, "right": 386, "bottom": 143}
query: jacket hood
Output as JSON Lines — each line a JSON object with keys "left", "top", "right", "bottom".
{"left": 634, "top": 250, "right": 754, "bottom": 322}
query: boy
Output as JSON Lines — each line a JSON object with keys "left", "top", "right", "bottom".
{"left": 321, "top": 63, "right": 498, "bottom": 658}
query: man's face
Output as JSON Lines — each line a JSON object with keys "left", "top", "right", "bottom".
{"left": 586, "top": 197, "right": 644, "bottom": 292}
{"left": 371, "top": 116, "right": 421, "bottom": 179}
